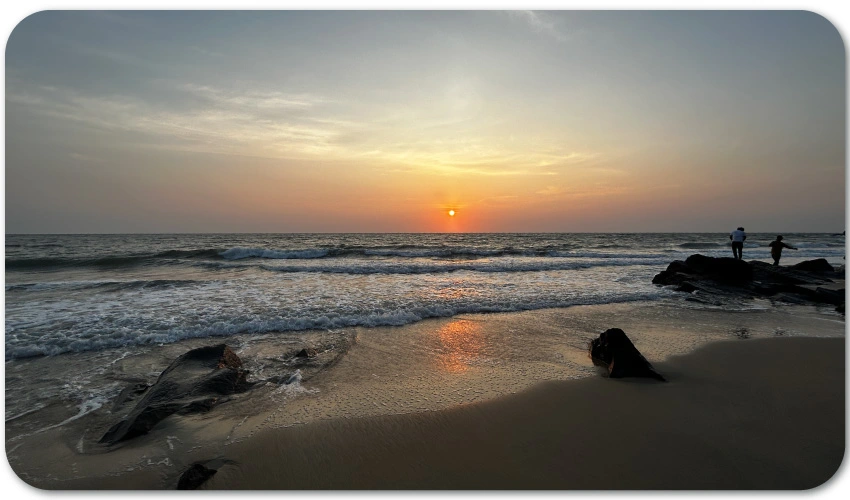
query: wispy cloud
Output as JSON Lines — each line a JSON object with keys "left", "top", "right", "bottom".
{"left": 179, "top": 83, "right": 328, "bottom": 110}
{"left": 536, "top": 184, "right": 632, "bottom": 198}
{"left": 7, "top": 80, "right": 599, "bottom": 176}
{"left": 6, "top": 82, "right": 353, "bottom": 159}
{"left": 509, "top": 11, "right": 569, "bottom": 43}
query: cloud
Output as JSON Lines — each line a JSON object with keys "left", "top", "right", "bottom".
{"left": 509, "top": 11, "right": 569, "bottom": 43}
{"left": 6, "top": 81, "right": 352, "bottom": 159}
{"left": 179, "top": 83, "right": 328, "bottom": 110}
{"left": 7, "top": 80, "right": 599, "bottom": 177}
{"left": 536, "top": 185, "right": 632, "bottom": 198}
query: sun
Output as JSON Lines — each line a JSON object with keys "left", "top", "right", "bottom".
{"left": 448, "top": 210, "right": 455, "bottom": 217}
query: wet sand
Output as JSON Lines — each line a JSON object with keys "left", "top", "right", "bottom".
{"left": 198, "top": 336, "right": 844, "bottom": 490}
{"left": 28, "top": 336, "right": 842, "bottom": 490}
{"left": 5, "top": 303, "right": 845, "bottom": 491}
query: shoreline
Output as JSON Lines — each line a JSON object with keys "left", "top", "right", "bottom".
{"left": 208, "top": 336, "right": 848, "bottom": 490}
{"left": 11, "top": 334, "right": 845, "bottom": 490}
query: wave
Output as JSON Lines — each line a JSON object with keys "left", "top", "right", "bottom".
{"left": 4, "top": 290, "right": 671, "bottom": 360}
{"left": 7, "top": 242, "right": 843, "bottom": 272}
{"left": 218, "top": 246, "right": 671, "bottom": 261}
{"left": 5, "top": 279, "right": 208, "bottom": 293}
{"left": 220, "top": 247, "right": 331, "bottom": 260}
{"left": 30, "top": 243, "right": 65, "bottom": 248}
{"left": 192, "top": 257, "right": 669, "bottom": 275}
{"left": 220, "top": 246, "right": 543, "bottom": 260}
{"left": 4, "top": 244, "right": 665, "bottom": 269}
{"left": 678, "top": 242, "right": 726, "bottom": 249}
{"left": 4, "top": 249, "right": 222, "bottom": 270}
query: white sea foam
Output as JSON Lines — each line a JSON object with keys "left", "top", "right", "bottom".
{"left": 256, "top": 257, "right": 669, "bottom": 275}
{"left": 5, "top": 403, "right": 49, "bottom": 423}
{"left": 33, "top": 394, "right": 111, "bottom": 434}
{"left": 285, "top": 370, "right": 302, "bottom": 385}
{"left": 4, "top": 285, "right": 672, "bottom": 359}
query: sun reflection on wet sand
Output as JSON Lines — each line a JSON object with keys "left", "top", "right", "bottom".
{"left": 436, "top": 319, "right": 486, "bottom": 373}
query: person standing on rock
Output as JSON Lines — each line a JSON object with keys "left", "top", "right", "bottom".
{"left": 769, "top": 235, "right": 797, "bottom": 266}
{"left": 729, "top": 227, "right": 747, "bottom": 260}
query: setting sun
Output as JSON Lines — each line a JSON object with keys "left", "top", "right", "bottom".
{"left": 2, "top": 10, "right": 845, "bottom": 492}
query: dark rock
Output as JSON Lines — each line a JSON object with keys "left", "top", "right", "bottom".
{"left": 813, "top": 287, "right": 845, "bottom": 305}
{"left": 682, "top": 254, "right": 753, "bottom": 283}
{"left": 111, "top": 382, "right": 150, "bottom": 411}
{"left": 651, "top": 260, "right": 689, "bottom": 286}
{"left": 178, "top": 397, "right": 220, "bottom": 414}
{"left": 216, "top": 346, "right": 243, "bottom": 369}
{"left": 177, "top": 463, "right": 217, "bottom": 490}
{"left": 653, "top": 254, "right": 844, "bottom": 310}
{"left": 100, "top": 344, "right": 251, "bottom": 445}
{"left": 588, "top": 328, "right": 665, "bottom": 382}
{"left": 296, "top": 347, "right": 319, "bottom": 358}
{"left": 790, "top": 259, "right": 835, "bottom": 274}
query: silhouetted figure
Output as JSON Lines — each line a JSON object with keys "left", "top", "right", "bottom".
{"left": 729, "top": 227, "right": 746, "bottom": 260}
{"left": 769, "top": 235, "right": 797, "bottom": 266}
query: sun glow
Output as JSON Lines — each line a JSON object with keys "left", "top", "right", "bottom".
{"left": 448, "top": 210, "right": 455, "bottom": 217}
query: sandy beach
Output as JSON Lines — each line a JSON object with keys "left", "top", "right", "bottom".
{"left": 200, "top": 336, "right": 846, "bottom": 490}
{"left": 7, "top": 302, "right": 844, "bottom": 491}
{"left": 5, "top": 7, "right": 847, "bottom": 495}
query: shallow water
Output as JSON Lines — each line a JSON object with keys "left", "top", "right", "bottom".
{"left": 5, "top": 300, "right": 845, "bottom": 489}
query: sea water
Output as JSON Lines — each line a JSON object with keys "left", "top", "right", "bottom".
{"left": 6, "top": 232, "right": 843, "bottom": 360}
{"left": 3, "top": 232, "right": 846, "bottom": 455}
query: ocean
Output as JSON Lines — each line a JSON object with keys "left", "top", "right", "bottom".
{"left": 5, "top": 232, "right": 844, "bottom": 360}
{"left": 4, "top": 232, "right": 846, "bottom": 458}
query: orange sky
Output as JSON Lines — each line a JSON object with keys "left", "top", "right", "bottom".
{"left": 4, "top": 11, "right": 845, "bottom": 233}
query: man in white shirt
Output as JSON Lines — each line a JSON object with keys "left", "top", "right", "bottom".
{"left": 729, "top": 227, "right": 746, "bottom": 260}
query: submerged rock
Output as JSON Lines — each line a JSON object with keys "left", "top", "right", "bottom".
{"left": 100, "top": 344, "right": 251, "bottom": 445}
{"left": 588, "top": 328, "right": 666, "bottom": 381}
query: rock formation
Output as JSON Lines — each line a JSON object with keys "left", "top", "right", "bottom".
{"left": 588, "top": 328, "right": 666, "bottom": 381}
{"left": 177, "top": 463, "right": 218, "bottom": 490}
{"left": 652, "top": 255, "right": 844, "bottom": 312}
{"left": 100, "top": 344, "right": 251, "bottom": 445}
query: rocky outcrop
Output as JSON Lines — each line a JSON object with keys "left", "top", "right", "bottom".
{"left": 790, "top": 258, "right": 835, "bottom": 274}
{"left": 177, "top": 463, "right": 217, "bottom": 490}
{"left": 588, "top": 328, "right": 666, "bottom": 381}
{"left": 653, "top": 255, "right": 844, "bottom": 312}
{"left": 100, "top": 344, "right": 251, "bottom": 445}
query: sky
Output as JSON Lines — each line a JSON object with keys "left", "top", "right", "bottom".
{"left": 3, "top": 9, "right": 846, "bottom": 233}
